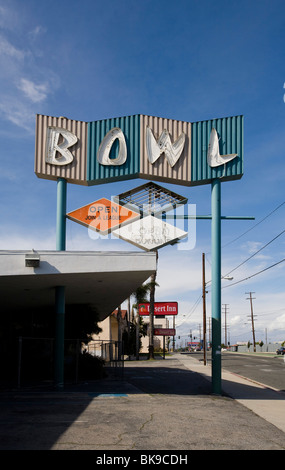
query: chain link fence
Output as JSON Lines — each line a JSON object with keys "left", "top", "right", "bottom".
{"left": 11, "top": 336, "right": 124, "bottom": 388}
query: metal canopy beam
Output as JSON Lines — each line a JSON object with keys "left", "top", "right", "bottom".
{"left": 162, "top": 215, "right": 255, "bottom": 220}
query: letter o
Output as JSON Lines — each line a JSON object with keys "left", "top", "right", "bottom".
{"left": 97, "top": 127, "right": 127, "bottom": 166}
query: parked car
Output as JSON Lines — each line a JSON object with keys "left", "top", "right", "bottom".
{"left": 276, "top": 347, "right": 285, "bottom": 355}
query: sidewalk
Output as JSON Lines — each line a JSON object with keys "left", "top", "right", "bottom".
{"left": 0, "top": 353, "right": 285, "bottom": 450}
{"left": 177, "top": 353, "right": 285, "bottom": 434}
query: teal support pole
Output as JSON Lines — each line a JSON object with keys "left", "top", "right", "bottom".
{"left": 211, "top": 179, "right": 222, "bottom": 395}
{"left": 55, "top": 285, "right": 65, "bottom": 389}
{"left": 56, "top": 178, "right": 67, "bottom": 251}
{"left": 55, "top": 178, "right": 67, "bottom": 388}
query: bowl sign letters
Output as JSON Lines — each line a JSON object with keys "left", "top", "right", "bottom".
{"left": 35, "top": 114, "right": 243, "bottom": 187}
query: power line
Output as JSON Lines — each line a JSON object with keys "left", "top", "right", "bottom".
{"left": 222, "top": 201, "right": 285, "bottom": 248}
{"left": 255, "top": 308, "right": 285, "bottom": 317}
{"left": 224, "top": 228, "right": 285, "bottom": 277}
{"left": 206, "top": 203, "right": 285, "bottom": 281}
{"left": 222, "top": 257, "right": 285, "bottom": 289}
{"left": 176, "top": 294, "right": 202, "bottom": 327}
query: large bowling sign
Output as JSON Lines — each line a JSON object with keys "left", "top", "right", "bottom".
{"left": 35, "top": 114, "right": 243, "bottom": 187}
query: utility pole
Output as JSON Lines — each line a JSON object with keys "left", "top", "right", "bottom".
{"left": 198, "top": 324, "right": 202, "bottom": 345}
{"left": 173, "top": 315, "right": 175, "bottom": 352}
{"left": 208, "top": 318, "right": 211, "bottom": 347}
{"left": 202, "top": 253, "right": 207, "bottom": 365}
{"left": 246, "top": 292, "right": 257, "bottom": 352}
{"left": 222, "top": 304, "right": 229, "bottom": 347}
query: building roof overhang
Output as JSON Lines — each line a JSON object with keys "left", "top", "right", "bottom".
{"left": 0, "top": 250, "right": 157, "bottom": 321}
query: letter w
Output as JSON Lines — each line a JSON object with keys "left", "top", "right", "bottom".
{"left": 146, "top": 126, "right": 185, "bottom": 167}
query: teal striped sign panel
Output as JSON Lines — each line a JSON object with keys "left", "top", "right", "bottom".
{"left": 35, "top": 114, "right": 243, "bottom": 187}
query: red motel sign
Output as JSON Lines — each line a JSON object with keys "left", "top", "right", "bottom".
{"left": 138, "top": 302, "right": 178, "bottom": 316}
{"left": 154, "top": 328, "right": 176, "bottom": 336}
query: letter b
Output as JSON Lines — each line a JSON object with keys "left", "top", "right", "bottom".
{"left": 46, "top": 127, "right": 78, "bottom": 166}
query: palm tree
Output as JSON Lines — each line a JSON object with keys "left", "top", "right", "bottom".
{"left": 132, "top": 251, "right": 159, "bottom": 359}
{"left": 148, "top": 250, "right": 159, "bottom": 359}
{"left": 132, "top": 281, "right": 152, "bottom": 360}
{"left": 132, "top": 283, "right": 152, "bottom": 307}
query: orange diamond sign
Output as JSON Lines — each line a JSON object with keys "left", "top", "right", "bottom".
{"left": 67, "top": 198, "right": 140, "bottom": 235}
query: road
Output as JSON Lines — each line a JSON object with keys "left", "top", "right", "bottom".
{"left": 192, "top": 351, "right": 285, "bottom": 392}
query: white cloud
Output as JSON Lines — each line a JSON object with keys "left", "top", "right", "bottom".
{"left": 0, "top": 34, "right": 26, "bottom": 61}
{"left": 17, "top": 78, "right": 48, "bottom": 103}
{"left": 241, "top": 240, "right": 263, "bottom": 254}
{"left": 28, "top": 25, "right": 47, "bottom": 41}
{"left": 0, "top": 9, "right": 59, "bottom": 131}
{"left": 0, "top": 98, "right": 35, "bottom": 132}
{"left": 269, "top": 313, "right": 285, "bottom": 332}
{"left": 230, "top": 315, "right": 243, "bottom": 327}
{"left": 156, "top": 251, "right": 203, "bottom": 297}
{"left": 0, "top": 231, "right": 55, "bottom": 251}
{"left": 0, "top": 4, "right": 20, "bottom": 32}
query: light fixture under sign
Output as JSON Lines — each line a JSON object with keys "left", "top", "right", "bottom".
{"left": 25, "top": 252, "right": 40, "bottom": 268}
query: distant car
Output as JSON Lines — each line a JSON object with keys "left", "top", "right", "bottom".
{"left": 276, "top": 347, "right": 285, "bottom": 355}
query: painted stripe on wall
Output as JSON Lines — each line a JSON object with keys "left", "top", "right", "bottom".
{"left": 191, "top": 115, "right": 243, "bottom": 185}
{"left": 140, "top": 115, "right": 192, "bottom": 186}
{"left": 86, "top": 115, "right": 140, "bottom": 184}
{"left": 35, "top": 114, "right": 88, "bottom": 185}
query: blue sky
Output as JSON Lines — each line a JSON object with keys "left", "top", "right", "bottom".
{"left": 0, "top": 0, "right": 285, "bottom": 345}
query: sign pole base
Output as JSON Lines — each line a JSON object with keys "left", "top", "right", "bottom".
{"left": 55, "top": 178, "right": 67, "bottom": 389}
{"left": 211, "top": 179, "right": 222, "bottom": 395}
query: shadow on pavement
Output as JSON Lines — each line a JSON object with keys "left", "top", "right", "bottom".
{"left": 0, "top": 358, "right": 285, "bottom": 450}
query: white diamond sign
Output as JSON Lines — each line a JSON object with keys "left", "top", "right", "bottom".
{"left": 112, "top": 215, "right": 188, "bottom": 251}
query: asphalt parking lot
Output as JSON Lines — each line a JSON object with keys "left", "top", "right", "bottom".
{"left": 0, "top": 353, "right": 284, "bottom": 451}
